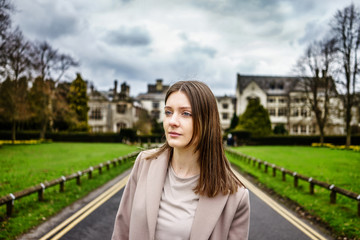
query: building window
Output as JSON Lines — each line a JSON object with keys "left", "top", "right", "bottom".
{"left": 277, "top": 82, "right": 284, "bottom": 89}
{"left": 270, "top": 81, "right": 275, "bottom": 90}
{"left": 90, "top": 108, "right": 102, "bottom": 120}
{"left": 151, "top": 110, "right": 160, "bottom": 120}
{"left": 292, "top": 98, "right": 300, "bottom": 103}
{"left": 278, "top": 108, "right": 286, "bottom": 116}
{"left": 292, "top": 125, "right": 298, "bottom": 133}
{"left": 268, "top": 108, "right": 276, "bottom": 116}
{"left": 222, "top": 103, "right": 229, "bottom": 109}
{"left": 222, "top": 113, "right": 229, "bottom": 120}
{"left": 292, "top": 108, "right": 299, "bottom": 117}
{"left": 117, "top": 122, "right": 127, "bottom": 132}
{"left": 301, "top": 125, "right": 307, "bottom": 133}
{"left": 92, "top": 126, "right": 103, "bottom": 132}
{"left": 278, "top": 98, "right": 286, "bottom": 103}
{"left": 117, "top": 104, "right": 127, "bottom": 114}
{"left": 267, "top": 98, "right": 275, "bottom": 103}
{"left": 152, "top": 102, "right": 159, "bottom": 109}
{"left": 301, "top": 108, "right": 307, "bottom": 117}
{"left": 309, "top": 125, "right": 316, "bottom": 134}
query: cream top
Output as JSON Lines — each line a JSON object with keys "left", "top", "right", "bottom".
{"left": 155, "top": 165, "right": 200, "bottom": 240}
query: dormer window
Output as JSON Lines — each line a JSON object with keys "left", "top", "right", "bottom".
{"left": 270, "top": 81, "right": 275, "bottom": 90}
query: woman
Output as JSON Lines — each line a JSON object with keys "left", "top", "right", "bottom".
{"left": 112, "top": 81, "right": 250, "bottom": 240}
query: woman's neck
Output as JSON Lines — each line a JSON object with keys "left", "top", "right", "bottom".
{"left": 171, "top": 147, "right": 200, "bottom": 178}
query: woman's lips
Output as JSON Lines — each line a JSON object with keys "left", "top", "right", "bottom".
{"left": 169, "top": 132, "right": 181, "bottom": 137}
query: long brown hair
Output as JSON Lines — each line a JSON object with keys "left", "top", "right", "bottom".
{"left": 148, "top": 80, "right": 243, "bottom": 197}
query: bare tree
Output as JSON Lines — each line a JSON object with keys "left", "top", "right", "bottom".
{"left": 31, "top": 40, "right": 78, "bottom": 138}
{"left": 0, "top": 0, "right": 13, "bottom": 38}
{"left": 296, "top": 39, "right": 337, "bottom": 144}
{"left": 0, "top": 28, "right": 32, "bottom": 142}
{"left": 331, "top": 4, "right": 360, "bottom": 146}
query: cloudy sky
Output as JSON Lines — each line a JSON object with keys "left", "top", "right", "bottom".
{"left": 11, "top": 0, "right": 354, "bottom": 97}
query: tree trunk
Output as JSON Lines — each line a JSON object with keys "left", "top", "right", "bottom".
{"left": 11, "top": 120, "right": 16, "bottom": 144}
{"left": 346, "top": 124, "right": 351, "bottom": 147}
{"left": 40, "top": 120, "right": 46, "bottom": 140}
{"left": 319, "top": 129, "right": 324, "bottom": 145}
{"left": 345, "top": 103, "right": 351, "bottom": 147}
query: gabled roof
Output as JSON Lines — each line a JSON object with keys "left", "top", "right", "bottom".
{"left": 236, "top": 73, "right": 300, "bottom": 96}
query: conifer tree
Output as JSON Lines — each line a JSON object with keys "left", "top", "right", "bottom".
{"left": 68, "top": 73, "right": 89, "bottom": 131}
{"left": 236, "top": 98, "right": 272, "bottom": 137}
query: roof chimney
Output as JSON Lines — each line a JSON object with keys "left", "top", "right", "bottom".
{"left": 156, "top": 79, "right": 163, "bottom": 92}
{"left": 113, "top": 80, "right": 118, "bottom": 100}
{"left": 321, "top": 69, "right": 327, "bottom": 78}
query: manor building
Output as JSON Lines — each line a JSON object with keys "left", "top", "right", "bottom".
{"left": 88, "top": 81, "right": 144, "bottom": 133}
{"left": 235, "top": 73, "right": 358, "bottom": 135}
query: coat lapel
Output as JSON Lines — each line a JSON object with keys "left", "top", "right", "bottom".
{"left": 190, "top": 192, "right": 229, "bottom": 240}
{"left": 146, "top": 150, "right": 170, "bottom": 239}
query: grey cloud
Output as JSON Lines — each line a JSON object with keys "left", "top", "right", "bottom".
{"left": 193, "top": 0, "right": 286, "bottom": 23}
{"left": 105, "top": 26, "right": 152, "bottom": 47}
{"left": 14, "top": 1, "right": 82, "bottom": 40}
{"left": 297, "top": 20, "right": 328, "bottom": 45}
{"left": 179, "top": 34, "right": 217, "bottom": 58}
{"left": 182, "top": 42, "right": 217, "bottom": 58}
{"left": 35, "top": 15, "right": 80, "bottom": 39}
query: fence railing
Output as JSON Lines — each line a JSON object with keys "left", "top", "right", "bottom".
{"left": 226, "top": 148, "right": 360, "bottom": 217}
{"left": 0, "top": 151, "right": 139, "bottom": 217}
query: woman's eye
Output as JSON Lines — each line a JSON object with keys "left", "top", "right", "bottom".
{"left": 183, "top": 111, "right": 192, "bottom": 117}
{"left": 165, "top": 110, "right": 172, "bottom": 116}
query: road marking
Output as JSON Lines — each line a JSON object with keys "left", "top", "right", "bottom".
{"left": 40, "top": 175, "right": 129, "bottom": 240}
{"left": 233, "top": 170, "right": 327, "bottom": 240}
{"left": 40, "top": 170, "right": 326, "bottom": 240}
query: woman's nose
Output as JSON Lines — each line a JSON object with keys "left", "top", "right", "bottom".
{"left": 169, "top": 113, "right": 179, "bottom": 126}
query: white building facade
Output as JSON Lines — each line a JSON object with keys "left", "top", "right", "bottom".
{"left": 236, "top": 73, "right": 359, "bottom": 135}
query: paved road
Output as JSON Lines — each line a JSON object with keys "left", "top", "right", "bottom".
{"left": 48, "top": 173, "right": 329, "bottom": 240}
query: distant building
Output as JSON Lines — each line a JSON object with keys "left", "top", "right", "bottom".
{"left": 88, "top": 80, "right": 144, "bottom": 133}
{"left": 136, "top": 79, "right": 169, "bottom": 123}
{"left": 236, "top": 73, "right": 359, "bottom": 135}
{"left": 216, "top": 95, "right": 236, "bottom": 130}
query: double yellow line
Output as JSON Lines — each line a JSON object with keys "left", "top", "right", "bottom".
{"left": 233, "top": 170, "right": 327, "bottom": 240}
{"left": 41, "top": 170, "right": 326, "bottom": 240}
{"left": 40, "top": 175, "right": 129, "bottom": 240}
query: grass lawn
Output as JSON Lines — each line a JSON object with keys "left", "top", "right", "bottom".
{"left": 227, "top": 146, "right": 360, "bottom": 239}
{"left": 0, "top": 142, "right": 138, "bottom": 239}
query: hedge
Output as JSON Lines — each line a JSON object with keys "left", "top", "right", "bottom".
{"left": 0, "top": 131, "right": 164, "bottom": 143}
{"left": 1, "top": 131, "right": 358, "bottom": 145}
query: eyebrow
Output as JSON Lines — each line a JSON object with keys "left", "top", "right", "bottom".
{"left": 164, "top": 106, "right": 192, "bottom": 110}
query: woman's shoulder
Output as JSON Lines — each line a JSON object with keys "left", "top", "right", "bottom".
{"left": 136, "top": 147, "right": 168, "bottom": 162}
{"left": 229, "top": 186, "right": 249, "bottom": 204}
{"left": 139, "top": 147, "right": 162, "bottom": 159}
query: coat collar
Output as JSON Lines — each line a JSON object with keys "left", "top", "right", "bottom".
{"left": 190, "top": 192, "right": 229, "bottom": 239}
{"left": 146, "top": 149, "right": 170, "bottom": 239}
{"left": 145, "top": 148, "right": 229, "bottom": 240}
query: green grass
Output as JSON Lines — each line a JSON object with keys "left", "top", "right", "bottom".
{"left": 227, "top": 146, "right": 360, "bottom": 239}
{"left": 0, "top": 142, "right": 138, "bottom": 240}
{"left": 0, "top": 142, "right": 138, "bottom": 196}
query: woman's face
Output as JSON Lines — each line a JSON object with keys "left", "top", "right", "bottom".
{"left": 163, "top": 91, "right": 194, "bottom": 150}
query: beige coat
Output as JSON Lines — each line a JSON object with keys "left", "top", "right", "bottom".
{"left": 112, "top": 149, "right": 250, "bottom": 240}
